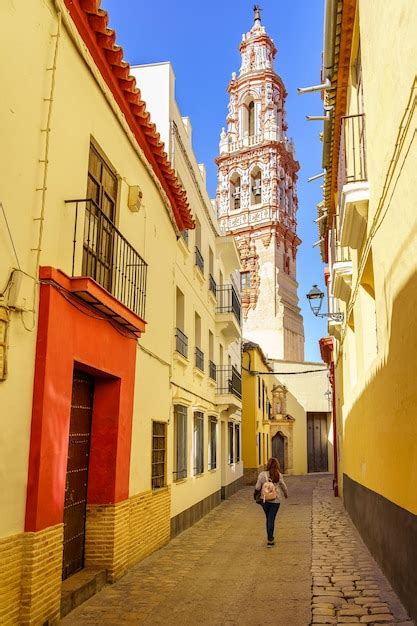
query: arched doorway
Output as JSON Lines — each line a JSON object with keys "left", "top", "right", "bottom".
{"left": 272, "top": 432, "right": 285, "bottom": 473}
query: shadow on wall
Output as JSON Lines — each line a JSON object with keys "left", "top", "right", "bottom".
{"left": 343, "top": 268, "right": 417, "bottom": 623}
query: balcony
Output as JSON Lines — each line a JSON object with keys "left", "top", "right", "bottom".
{"left": 194, "top": 346, "right": 204, "bottom": 373}
{"left": 216, "top": 365, "right": 242, "bottom": 412}
{"left": 332, "top": 247, "right": 353, "bottom": 304}
{"left": 328, "top": 296, "right": 343, "bottom": 340}
{"left": 175, "top": 328, "right": 188, "bottom": 359}
{"left": 209, "top": 360, "right": 217, "bottom": 382}
{"left": 209, "top": 274, "right": 217, "bottom": 298}
{"left": 215, "top": 284, "right": 241, "bottom": 343}
{"left": 338, "top": 114, "right": 369, "bottom": 249}
{"left": 195, "top": 246, "right": 204, "bottom": 274}
{"left": 65, "top": 199, "right": 147, "bottom": 334}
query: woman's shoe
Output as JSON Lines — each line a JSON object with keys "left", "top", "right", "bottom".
{"left": 267, "top": 540, "right": 274, "bottom": 547}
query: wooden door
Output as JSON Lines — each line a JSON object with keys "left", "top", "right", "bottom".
{"left": 272, "top": 432, "right": 285, "bottom": 473}
{"left": 62, "top": 370, "right": 94, "bottom": 580}
{"left": 307, "top": 412, "right": 328, "bottom": 473}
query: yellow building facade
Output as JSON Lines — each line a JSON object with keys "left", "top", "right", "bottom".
{"left": 0, "top": 2, "right": 241, "bottom": 623}
{"left": 318, "top": 0, "right": 417, "bottom": 621}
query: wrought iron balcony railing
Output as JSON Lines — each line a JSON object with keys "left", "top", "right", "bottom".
{"left": 216, "top": 365, "right": 242, "bottom": 399}
{"left": 338, "top": 113, "right": 367, "bottom": 192}
{"left": 209, "top": 360, "right": 217, "bottom": 382}
{"left": 195, "top": 246, "right": 204, "bottom": 274}
{"left": 175, "top": 328, "right": 188, "bottom": 358}
{"left": 216, "top": 284, "right": 241, "bottom": 324}
{"left": 66, "top": 199, "right": 147, "bottom": 319}
{"left": 209, "top": 274, "right": 217, "bottom": 297}
{"left": 195, "top": 347, "right": 204, "bottom": 372}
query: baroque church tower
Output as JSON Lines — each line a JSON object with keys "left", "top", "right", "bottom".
{"left": 216, "top": 7, "right": 304, "bottom": 361}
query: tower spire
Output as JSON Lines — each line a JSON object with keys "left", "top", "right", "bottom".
{"left": 253, "top": 4, "right": 262, "bottom": 24}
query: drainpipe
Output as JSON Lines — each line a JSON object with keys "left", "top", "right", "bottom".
{"left": 330, "top": 359, "right": 339, "bottom": 497}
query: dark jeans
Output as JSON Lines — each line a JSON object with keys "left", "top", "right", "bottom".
{"left": 262, "top": 502, "right": 280, "bottom": 541}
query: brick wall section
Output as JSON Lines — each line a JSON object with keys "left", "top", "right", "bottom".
{"left": 85, "top": 500, "right": 130, "bottom": 583}
{"left": 128, "top": 488, "right": 171, "bottom": 566}
{"left": 20, "top": 524, "right": 63, "bottom": 626}
{"left": 85, "top": 488, "right": 170, "bottom": 582}
{"left": 0, "top": 532, "right": 24, "bottom": 625}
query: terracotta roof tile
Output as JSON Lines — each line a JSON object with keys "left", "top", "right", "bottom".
{"left": 64, "top": 0, "right": 194, "bottom": 231}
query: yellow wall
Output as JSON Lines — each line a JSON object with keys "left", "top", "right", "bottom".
{"left": 242, "top": 348, "right": 272, "bottom": 471}
{"left": 330, "top": 0, "right": 417, "bottom": 514}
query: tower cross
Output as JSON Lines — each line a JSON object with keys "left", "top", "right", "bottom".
{"left": 253, "top": 4, "right": 262, "bottom": 23}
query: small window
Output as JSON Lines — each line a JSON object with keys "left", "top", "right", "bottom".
{"left": 248, "top": 100, "right": 255, "bottom": 136}
{"left": 257, "top": 432, "right": 261, "bottom": 465}
{"left": 258, "top": 377, "right": 261, "bottom": 408}
{"left": 251, "top": 168, "right": 262, "bottom": 205}
{"left": 228, "top": 422, "right": 234, "bottom": 464}
{"left": 208, "top": 416, "right": 217, "bottom": 470}
{"left": 241, "top": 271, "right": 251, "bottom": 292}
{"left": 235, "top": 424, "right": 240, "bottom": 462}
{"left": 174, "top": 405, "right": 187, "bottom": 480}
{"left": 230, "top": 174, "right": 241, "bottom": 210}
{"left": 151, "top": 421, "right": 166, "bottom": 490}
{"left": 194, "top": 412, "right": 204, "bottom": 475}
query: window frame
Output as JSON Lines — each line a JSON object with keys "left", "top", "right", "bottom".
{"left": 228, "top": 421, "right": 234, "bottom": 465}
{"left": 208, "top": 416, "right": 217, "bottom": 470}
{"left": 193, "top": 411, "right": 204, "bottom": 476}
{"left": 151, "top": 420, "right": 167, "bottom": 490}
{"left": 235, "top": 423, "right": 241, "bottom": 463}
{"left": 173, "top": 404, "right": 188, "bottom": 481}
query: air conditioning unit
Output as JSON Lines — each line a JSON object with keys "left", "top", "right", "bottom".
{"left": 128, "top": 185, "right": 143, "bottom": 213}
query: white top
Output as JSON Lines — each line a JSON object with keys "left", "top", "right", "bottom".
{"left": 255, "top": 470, "right": 288, "bottom": 503}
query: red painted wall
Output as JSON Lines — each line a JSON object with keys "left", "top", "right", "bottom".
{"left": 25, "top": 279, "right": 137, "bottom": 532}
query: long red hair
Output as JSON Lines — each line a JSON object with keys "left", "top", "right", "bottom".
{"left": 267, "top": 457, "right": 281, "bottom": 483}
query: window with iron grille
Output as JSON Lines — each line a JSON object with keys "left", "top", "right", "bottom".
{"left": 235, "top": 424, "right": 240, "bottom": 462}
{"left": 174, "top": 405, "right": 187, "bottom": 480}
{"left": 208, "top": 416, "right": 217, "bottom": 470}
{"left": 194, "top": 412, "right": 204, "bottom": 475}
{"left": 228, "top": 422, "right": 234, "bottom": 464}
{"left": 151, "top": 421, "right": 166, "bottom": 489}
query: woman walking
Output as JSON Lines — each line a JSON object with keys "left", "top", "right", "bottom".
{"left": 255, "top": 457, "right": 288, "bottom": 547}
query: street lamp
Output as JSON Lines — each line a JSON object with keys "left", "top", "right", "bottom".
{"left": 306, "top": 285, "right": 344, "bottom": 322}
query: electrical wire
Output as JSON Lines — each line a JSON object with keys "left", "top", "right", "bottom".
{"left": 1, "top": 202, "right": 21, "bottom": 270}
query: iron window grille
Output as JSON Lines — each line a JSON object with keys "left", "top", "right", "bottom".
{"left": 151, "top": 422, "right": 166, "bottom": 490}
{"left": 209, "top": 360, "right": 217, "bottom": 382}
{"left": 228, "top": 422, "right": 234, "bottom": 464}
{"left": 195, "top": 347, "right": 204, "bottom": 372}
{"left": 193, "top": 412, "right": 204, "bottom": 475}
{"left": 235, "top": 423, "right": 241, "bottom": 462}
{"left": 208, "top": 416, "right": 217, "bottom": 470}
{"left": 209, "top": 274, "right": 217, "bottom": 297}
{"left": 66, "top": 198, "right": 147, "bottom": 320}
{"left": 195, "top": 246, "right": 204, "bottom": 274}
{"left": 173, "top": 405, "right": 187, "bottom": 480}
{"left": 175, "top": 328, "right": 188, "bottom": 358}
{"left": 216, "top": 284, "right": 241, "bottom": 324}
{"left": 216, "top": 365, "right": 242, "bottom": 399}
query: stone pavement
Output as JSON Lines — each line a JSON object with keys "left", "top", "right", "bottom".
{"left": 61, "top": 475, "right": 413, "bottom": 626}
{"left": 311, "top": 479, "right": 412, "bottom": 626}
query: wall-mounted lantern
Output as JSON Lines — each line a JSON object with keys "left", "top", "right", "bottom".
{"left": 306, "top": 285, "right": 344, "bottom": 322}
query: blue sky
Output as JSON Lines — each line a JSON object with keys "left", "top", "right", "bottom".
{"left": 102, "top": 0, "right": 328, "bottom": 361}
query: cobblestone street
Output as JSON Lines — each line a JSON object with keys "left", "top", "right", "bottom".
{"left": 62, "top": 476, "right": 412, "bottom": 626}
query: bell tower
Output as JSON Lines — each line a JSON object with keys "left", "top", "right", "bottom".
{"left": 216, "top": 7, "right": 304, "bottom": 361}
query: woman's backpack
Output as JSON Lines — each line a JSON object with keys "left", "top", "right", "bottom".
{"left": 261, "top": 478, "right": 277, "bottom": 502}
